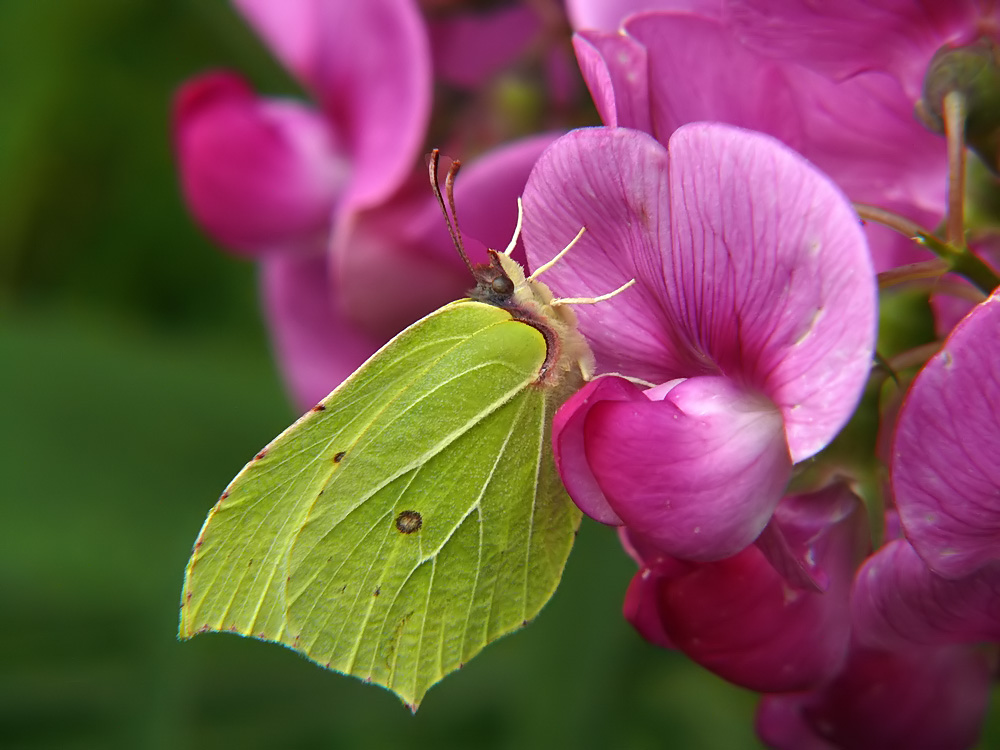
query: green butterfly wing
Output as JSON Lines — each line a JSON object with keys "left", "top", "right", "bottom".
{"left": 180, "top": 299, "right": 583, "bottom": 709}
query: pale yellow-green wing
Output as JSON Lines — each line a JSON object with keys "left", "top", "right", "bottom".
{"left": 180, "top": 300, "right": 582, "bottom": 709}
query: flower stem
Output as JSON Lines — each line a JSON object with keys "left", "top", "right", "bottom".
{"left": 944, "top": 91, "right": 967, "bottom": 247}
{"left": 854, "top": 203, "right": 927, "bottom": 239}
{"left": 855, "top": 204, "right": 1000, "bottom": 294}
{"left": 877, "top": 259, "right": 949, "bottom": 289}
{"left": 889, "top": 342, "right": 942, "bottom": 372}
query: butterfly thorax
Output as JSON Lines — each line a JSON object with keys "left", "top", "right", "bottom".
{"left": 469, "top": 249, "right": 594, "bottom": 386}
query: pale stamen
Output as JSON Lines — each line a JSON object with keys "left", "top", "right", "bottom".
{"left": 551, "top": 278, "right": 637, "bottom": 307}
{"left": 501, "top": 198, "right": 524, "bottom": 257}
{"left": 528, "top": 225, "right": 587, "bottom": 280}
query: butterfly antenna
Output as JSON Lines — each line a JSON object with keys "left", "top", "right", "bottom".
{"left": 429, "top": 149, "right": 476, "bottom": 278}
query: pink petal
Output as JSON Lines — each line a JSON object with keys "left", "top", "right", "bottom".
{"left": 622, "top": 486, "right": 866, "bottom": 699}
{"left": 756, "top": 697, "right": 838, "bottom": 750}
{"left": 566, "top": 0, "right": 719, "bottom": 31}
{"left": 572, "top": 13, "right": 947, "bottom": 274}
{"left": 236, "top": 0, "right": 432, "bottom": 210}
{"left": 622, "top": 562, "right": 679, "bottom": 649}
{"left": 429, "top": 5, "right": 540, "bottom": 90}
{"left": 573, "top": 31, "right": 652, "bottom": 132}
{"left": 725, "top": 0, "right": 988, "bottom": 98}
{"left": 756, "top": 484, "right": 867, "bottom": 592}
{"left": 759, "top": 643, "right": 991, "bottom": 750}
{"left": 328, "top": 204, "right": 470, "bottom": 345}
{"left": 623, "top": 13, "right": 803, "bottom": 147}
{"left": 665, "top": 124, "right": 876, "bottom": 462}
{"left": 174, "top": 72, "right": 346, "bottom": 255}
{"left": 644, "top": 539, "right": 853, "bottom": 692}
{"left": 331, "top": 134, "right": 559, "bottom": 339}
{"left": 232, "top": 0, "right": 319, "bottom": 85}
{"left": 552, "top": 377, "right": 640, "bottom": 526}
{"left": 892, "top": 290, "right": 1000, "bottom": 578}
{"left": 522, "top": 127, "right": 682, "bottom": 383}
{"left": 792, "top": 70, "right": 947, "bottom": 217}
{"left": 583, "top": 376, "right": 792, "bottom": 560}
{"left": 851, "top": 539, "right": 1000, "bottom": 649}
{"left": 262, "top": 253, "right": 384, "bottom": 409}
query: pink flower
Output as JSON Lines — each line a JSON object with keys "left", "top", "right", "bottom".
{"left": 177, "top": 0, "right": 433, "bottom": 254}
{"left": 623, "top": 486, "right": 867, "bottom": 692}
{"left": 174, "top": 0, "right": 560, "bottom": 406}
{"left": 264, "top": 135, "right": 557, "bottom": 405}
{"left": 568, "top": 9, "right": 948, "bottom": 271}
{"left": 521, "top": 124, "right": 876, "bottom": 560}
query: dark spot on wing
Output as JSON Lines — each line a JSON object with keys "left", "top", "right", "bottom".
{"left": 395, "top": 510, "right": 423, "bottom": 534}
{"left": 333, "top": 451, "right": 346, "bottom": 463}
{"left": 311, "top": 403, "right": 326, "bottom": 412}
{"left": 374, "top": 586, "right": 381, "bottom": 597}
{"left": 254, "top": 448, "right": 268, "bottom": 460}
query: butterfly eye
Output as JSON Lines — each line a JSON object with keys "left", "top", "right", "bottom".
{"left": 491, "top": 275, "right": 514, "bottom": 296}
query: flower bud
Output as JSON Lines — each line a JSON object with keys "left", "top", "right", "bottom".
{"left": 916, "top": 38, "right": 1000, "bottom": 171}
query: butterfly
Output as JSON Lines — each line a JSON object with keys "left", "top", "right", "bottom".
{"left": 180, "top": 150, "right": 631, "bottom": 710}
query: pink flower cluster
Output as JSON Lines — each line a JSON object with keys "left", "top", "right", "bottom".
{"left": 174, "top": 1, "right": 1000, "bottom": 746}
{"left": 175, "top": 0, "right": 579, "bottom": 407}
{"left": 521, "top": 2, "right": 999, "bottom": 747}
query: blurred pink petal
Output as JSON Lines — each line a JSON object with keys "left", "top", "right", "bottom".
{"left": 429, "top": 5, "right": 540, "bottom": 89}
{"left": 262, "top": 253, "right": 385, "bottom": 407}
{"left": 793, "top": 71, "right": 946, "bottom": 216}
{"left": 273, "top": 136, "right": 557, "bottom": 408}
{"left": 623, "top": 13, "right": 803, "bottom": 147}
{"left": 573, "top": 11, "right": 946, "bottom": 271}
{"left": 852, "top": 538, "right": 1000, "bottom": 648}
{"left": 726, "top": 0, "right": 992, "bottom": 98}
{"left": 236, "top": 0, "right": 432, "bottom": 209}
{"left": 174, "top": 72, "right": 347, "bottom": 255}
{"left": 757, "top": 643, "right": 991, "bottom": 750}
{"left": 756, "top": 697, "right": 837, "bottom": 750}
{"left": 893, "top": 290, "right": 1000, "bottom": 578}
{"left": 566, "top": 0, "right": 718, "bottom": 30}
{"left": 332, "top": 134, "right": 559, "bottom": 335}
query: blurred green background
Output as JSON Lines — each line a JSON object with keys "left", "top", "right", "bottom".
{"left": 1, "top": 2, "right": 994, "bottom": 749}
